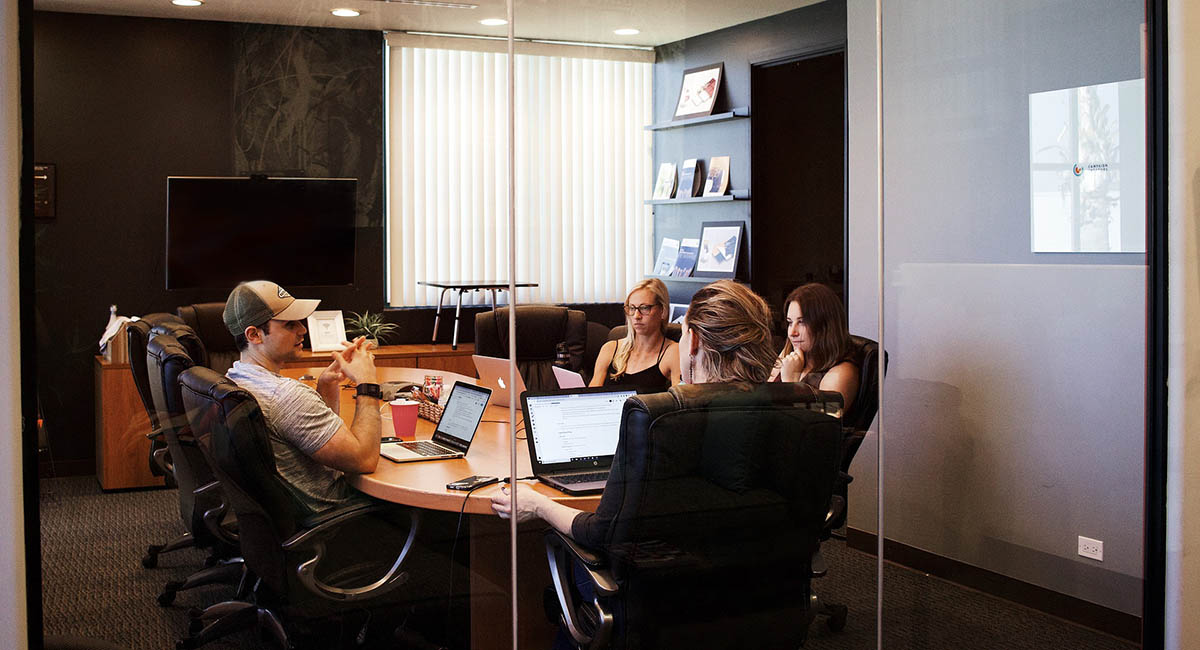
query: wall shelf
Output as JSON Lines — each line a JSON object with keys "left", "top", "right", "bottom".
{"left": 645, "top": 107, "right": 751, "bottom": 131}
{"left": 645, "top": 190, "right": 750, "bottom": 205}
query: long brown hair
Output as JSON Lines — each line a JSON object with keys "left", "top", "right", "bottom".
{"left": 611, "top": 278, "right": 670, "bottom": 379}
{"left": 685, "top": 280, "right": 776, "bottom": 383}
{"left": 780, "top": 283, "right": 851, "bottom": 374}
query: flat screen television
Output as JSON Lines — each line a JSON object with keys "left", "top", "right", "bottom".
{"left": 166, "top": 176, "right": 357, "bottom": 290}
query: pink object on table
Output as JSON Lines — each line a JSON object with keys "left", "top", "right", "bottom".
{"left": 390, "top": 399, "right": 419, "bottom": 440}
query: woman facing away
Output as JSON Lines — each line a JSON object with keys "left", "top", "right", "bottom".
{"left": 492, "top": 279, "right": 777, "bottom": 541}
{"left": 588, "top": 278, "right": 681, "bottom": 391}
{"left": 768, "top": 283, "right": 859, "bottom": 412}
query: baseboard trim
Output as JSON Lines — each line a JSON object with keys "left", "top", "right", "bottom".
{"left": 845, "top": 527, "right": 1141, "bottom": 643}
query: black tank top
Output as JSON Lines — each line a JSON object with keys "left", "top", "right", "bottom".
{"left": 606, "top": 339, "right": 670, "bottom": 393}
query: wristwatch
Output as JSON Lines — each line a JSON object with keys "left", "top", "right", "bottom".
{"left": 354, "top": 383, "right": 383, "bottom": 400}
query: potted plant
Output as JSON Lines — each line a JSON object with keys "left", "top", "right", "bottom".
{"left": 345, "top": 310, "right": 399, "bottom": 347}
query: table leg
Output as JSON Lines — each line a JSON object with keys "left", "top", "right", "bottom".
{"left": 432, "top": 287, "right": 449, "bottom": 344}
{"left": 452, "top": 289, "right": 464, "bottom": 350}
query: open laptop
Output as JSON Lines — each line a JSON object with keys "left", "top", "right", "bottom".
{"left": 472, "top": 354, "right": 529, "bottom": 409}
{"left": 521, "top": 386, "right": 638, "bottom": 495}
{"left": 380, "top": 382, "right": 491, "bottom": 463}
{"left": 552, "top": 366, "right": 586, "bottom": 389}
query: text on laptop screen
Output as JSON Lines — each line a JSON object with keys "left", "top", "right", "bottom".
{"left": 437, "top": 384, "right": 490, "bottom": 443}
{"left": 526, "top": 390, "right": 637, "bottom": 464}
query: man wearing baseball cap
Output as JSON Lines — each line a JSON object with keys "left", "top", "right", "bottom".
{"left": 224, "top": 280, "right": 385, "bottom": 514}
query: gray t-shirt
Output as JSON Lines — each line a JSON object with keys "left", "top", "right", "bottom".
{"left": 226, "top": 360, "right": 361, "bottom": 514}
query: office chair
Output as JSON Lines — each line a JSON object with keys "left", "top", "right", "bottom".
{"left": 126, "top": 312, "right": 186, "bottom": 486}
{"left": 473, "top": 305, "right": 588, "bottom": 391}
{"left": 809, "top": 334, "right": 887, "bottom": 631}
{"left": 605, "top": 323, "right": 683, "bottom": 343}
{"left": 176, "top": 302, "right": 238, "bottom": 375}
{"left": 177, "top": 366, "right": 420, "bottom": 649}
{"left": 543, "top": 382, "right": 845, "bottom": 650}
{"left": 145, "top": 332, "right": 243, "bottom": 605}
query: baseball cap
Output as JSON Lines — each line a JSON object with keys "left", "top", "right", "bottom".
{"left": 223, "top": 280, "right": 321, "bottom": 337}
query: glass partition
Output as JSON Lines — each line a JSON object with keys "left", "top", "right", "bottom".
{"left": 877, "top": 0, "right": 1146, "bottom": 647}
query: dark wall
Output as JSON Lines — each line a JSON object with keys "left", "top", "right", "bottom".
{"left": 652, "top": 0, "right": 847, "bottom": 310}
{"left": 33, "top": 11, "right": 385, "bottom": 470}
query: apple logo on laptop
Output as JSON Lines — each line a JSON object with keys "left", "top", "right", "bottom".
{"left": 498, "top": 377, "right": 506, "bottom": 389}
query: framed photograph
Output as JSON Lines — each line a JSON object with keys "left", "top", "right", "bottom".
{"left": 673, "top": 63, "right": 724, "bottom": 120}
{"left": 694, "top": 221, "right": 744, "bottom": 278}
{"left": 306, "top": 310, "right": 347, "bottom": 352}
{"left": 668, "top": 303, "right": 689, "bottom": 324}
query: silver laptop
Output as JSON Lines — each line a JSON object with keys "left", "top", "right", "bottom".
{"left": 380, "top": 382, "right": 491, "bottom": 463}
{"left": 472, "top": 354, "right": 529, "bottom": 409}
{"left": 521, "top": 386, "right": 638, "bottom": 495}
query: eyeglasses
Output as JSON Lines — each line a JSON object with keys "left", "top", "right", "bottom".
{"left": 624, "top": 304, "right": 659, "bottom": 316}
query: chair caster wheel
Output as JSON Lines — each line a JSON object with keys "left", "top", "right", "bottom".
{"left": 826, "top": 604, "right": 848, "bottom": 632}
{"left": 143, "top": 546, "right": 162, "bottom": 569}
{"left": 188, "top": 618, "right": 205, "bottom": 636}
{"left": 188, "top": 607, "right": 204, "bottom": 619}
{"left": 158, "top": 590, "right": 177, "bottom": 607}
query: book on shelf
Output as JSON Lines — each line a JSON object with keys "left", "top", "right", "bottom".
{"left": 652, "top": 162, "right": 678, "bottom": 200}
{"left": 652, "top": 237, "right": 680, "bottom": 276}
{"left": 678, "top": 158, "right": 704, "bottom": 198}
{"left": 702, "top": 155, "right": 730, "bottom": 197}
{"left": 670, "top": 238, "right": 699, "bottom": 277}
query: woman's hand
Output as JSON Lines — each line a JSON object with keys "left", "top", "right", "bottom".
{"left": 780, "top": 350, "right": 805, "bottom": 383}
{"left": 490, "top": 482, "right": 550, "bottom": 524}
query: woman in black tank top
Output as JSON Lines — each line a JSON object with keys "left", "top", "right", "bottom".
{"left": 588, "top": 279, "right": 680, "bottom": 391}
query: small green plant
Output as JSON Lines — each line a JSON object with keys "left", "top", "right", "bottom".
{"left": 345, "top": 310, "right": 400, "bottom": 345}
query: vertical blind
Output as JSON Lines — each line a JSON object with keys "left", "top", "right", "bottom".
{"left": 387, "top": 40, "right": 653, "bottom": 306}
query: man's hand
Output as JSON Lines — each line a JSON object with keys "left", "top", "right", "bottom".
{"left": 335, "top": 336, "right": 379, "bottom": 386}
{"left": 316, "top": 359, "right": 346, "bottom": 412}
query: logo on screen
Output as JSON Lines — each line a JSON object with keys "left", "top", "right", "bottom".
{"left": 498, "top": 377, "right": 506, "bottom": 389}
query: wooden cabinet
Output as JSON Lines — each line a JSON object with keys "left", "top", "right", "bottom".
{"left": 94, "top": 343, "right": 477, "bottom": 490}
{"left": 94, "top": 357, "right": 164, "bottom": 490}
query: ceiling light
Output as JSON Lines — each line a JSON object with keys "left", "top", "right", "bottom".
{"left": 331, "top": 8, "right": 361, "bottom": 17}
{"left": 171, "top": 0, "right": 203, "bottom": 6}
{"left": 613, "top": 28, "right": 640, "bottom": 36}
{"left": 479, "top": 18, "right": 508, "bottom": 26}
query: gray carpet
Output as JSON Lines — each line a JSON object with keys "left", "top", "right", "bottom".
{"left": 41, "top": 476, "right": 1140, "bottom": 649}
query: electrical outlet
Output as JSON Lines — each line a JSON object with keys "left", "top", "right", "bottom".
{"left": 1078, "top": 536, "right": 1104, "bottom": 561}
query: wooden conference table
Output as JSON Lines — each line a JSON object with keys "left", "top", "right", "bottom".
{"left": 281, "top": 365, "right": 597, "bottom": 649}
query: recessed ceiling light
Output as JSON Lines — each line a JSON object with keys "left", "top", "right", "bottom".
{"left": 613, "top": 28, "right": 640, "bottom": 36}
{"left": 331, "top": 8, "right": 361, "bottom": 17}
{"left": 171, "top": 0, "right": 203, "bottom": 6}
{"left": 479, "top": 18, "right": 508, "bottom": 26}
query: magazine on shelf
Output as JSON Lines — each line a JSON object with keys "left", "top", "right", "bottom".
{"left": 678, "top": 158, "right": 703, "bottom": 198}
{"left": 703, "top": 155, "right": 730, "bottom": 197}
{"left": 670, "top": 238, "right": 699, "bottom": 277}
{"left": 652, "top": 162, "right": 678, "bottom": 200}
{"left": 652, "top": 237, "right": 680, "bottom": 276}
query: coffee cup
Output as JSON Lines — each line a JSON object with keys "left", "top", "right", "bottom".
{"left": 389, "top": 399, "right": 419, "bottom": 440}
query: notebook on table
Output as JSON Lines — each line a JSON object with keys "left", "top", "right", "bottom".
{"left": 521, "top": 386, "right": 638, "bottom": 495}
{"left": 472, "top": 354, "right": 529, "bottom": 409}
{"left": 380, "top": 382, "right": 491, "bottom": 463}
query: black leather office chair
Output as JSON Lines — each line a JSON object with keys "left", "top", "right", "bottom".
{"left": 809, "top": 334, "right": 887, "bottom": 631}
{"left": 145, "top": 332, "right": 242, "bottom": 605}
{"left": 473, "top": 305, "right": 588, "bottom": 391}
{"left": 126, "top": 312, "right": 186, "bottom": 485}
{"left": 177, "top": 366, "right": 420, "bottom": 649}
{"left": 177, "top": 302, "right": 238, "bottom": 375}
{"left": 543, "top": 382, "right": 844, "bottom": 650}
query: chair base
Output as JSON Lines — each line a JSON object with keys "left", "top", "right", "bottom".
{"left": 809, "top": 592, "right": 848, "bottom": 632}
{"left": 143, "top": 531, "right": 194, "bottom": 569}
{"left": 158, "top": 560, "right": 245, "bottom": 606}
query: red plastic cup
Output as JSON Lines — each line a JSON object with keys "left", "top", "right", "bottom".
{"left": 389, "top": 399, "right": 419, "bottom": 440}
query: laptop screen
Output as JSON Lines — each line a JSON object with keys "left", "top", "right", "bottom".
{"left": 525, "top": 389, "right": 637, "bottom": 465}
{"left": 435, "top": 382, "right": 491, "bottom": 446}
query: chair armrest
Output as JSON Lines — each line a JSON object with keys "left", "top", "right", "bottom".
{"left": 544, "top": 529, "right": 616, "bottom": 650}
{"left": 284, "top": 505, "right": 420, "bottom": 603}
{"left": 195, "top": 481, "right": 238, "bottom": 544}
{"left": 150, "top": 445, "right": 174, "bottom": 477}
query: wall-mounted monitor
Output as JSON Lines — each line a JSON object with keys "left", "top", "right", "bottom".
{"left": 166, "top": 176, "right": 357, "bottom": 290}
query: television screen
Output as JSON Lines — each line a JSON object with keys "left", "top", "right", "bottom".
{"left": 166, "top": 176, "right": 357, "bottom": 290}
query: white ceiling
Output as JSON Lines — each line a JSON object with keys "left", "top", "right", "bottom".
{"left": 33, "top": 0, "right": 821, "bottom": 47}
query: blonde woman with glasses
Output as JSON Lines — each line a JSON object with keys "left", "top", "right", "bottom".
{"left": 588, "top": 278, "right": 681, "bottom": 391}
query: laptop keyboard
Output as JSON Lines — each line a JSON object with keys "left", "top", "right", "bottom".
{"left": 401, "top": 440, "right": 453, "bottom": 456}
{"left": 557, "top": 471, "right": 609, "bottom": 484}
